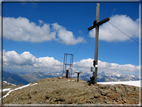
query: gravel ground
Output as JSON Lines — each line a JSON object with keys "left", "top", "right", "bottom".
{"left": 2, "top": 77, "right": 141, "bottom": 105}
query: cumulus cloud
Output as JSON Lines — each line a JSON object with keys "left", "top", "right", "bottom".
{"left": 52, "top": 23, "right": 84, "bottom": 45}
{"left": 3, "top": 17, "right": 56, "bottom": 42}
{"left": 2, "top": 50, "right": 63, "bottom": 73}
{"left": 2, "top": 50, "right": 139, "bottom": 75}
{"left": 33, "top": 57, "right": 62, "bottom": 67}
{"left": 2, "top": 16, "right": 84, "bottom": 45}
{"left": 3, "top": 50, "right": 36, "bottom": 65}
{"left": 74, "top": 58, "right": 139, "bottom": 74}
{"left": 89, "top": 15, "right": 139, "bottom": 42}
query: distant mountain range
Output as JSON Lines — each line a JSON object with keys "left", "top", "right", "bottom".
{"left": 3, "top": 71, "right": 29, "bottom": 85}
{"left": 80, "top": 71, "right": 140, "bottom": 82}
{"left": 2, "top": 71, "right": 140, "bottom": 86}
{"left": 19, "top": 71, "right": 55, "bottom": 83}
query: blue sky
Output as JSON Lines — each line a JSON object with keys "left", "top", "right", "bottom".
{"left": 1, "top": 1, "right": 140, "bottom": 77}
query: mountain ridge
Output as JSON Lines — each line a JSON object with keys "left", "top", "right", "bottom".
{"left": 3, "top": 71, "right": 29, "bottom": 85}
{"left": 2, "top": 77, "right": 140, "bottom": 104}
{"left": 2, "top": 71, "right": 140, "bottom": 85}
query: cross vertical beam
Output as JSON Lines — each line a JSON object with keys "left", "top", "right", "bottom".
{"left": 87, "top": 3, "right": 110, "bottom": 85}
{"left": 93, "top": 3, "right": 100, "bottom": 84}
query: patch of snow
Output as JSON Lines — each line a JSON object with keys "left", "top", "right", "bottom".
{"left": 130, "top": 75, "right": 135, "bottom": 77}
{"left": 39, "top": 74, "right": 42, "bottom": 76}
{"left": 13, "top": 84, "right": 30, "bottom": 91}
{"left": 0, "top": 83, "right": 38, "bottom": 100}
{"left": 11, "top": 84, "right": 16, "bottom": 86}
{"left": 3, "top": 81, "right": 16, "bottom": 86}
{"left": 116, "top": 74, "right": 121, "bottom": 77}
{"left": 45, "top": 100, "right": 49, "bottom": 103}
{"left": 98, "top": 80, "right": 141, "bottom": 87}
{"left": 0, "top": 88, "right": 11, "bottom": 93}
{"left": 2, "top": 90, "right": 13, "bottom": 99}
{"left": 3, "top": 81, "right": 7, "bottom": 83}
{"left": 30, "top": 83, "right": 38, "bottom": 86}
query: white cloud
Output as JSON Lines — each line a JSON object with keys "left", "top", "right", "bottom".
{"left": 2, "top": 16, "right": 84, "bottom": 45}
{"left": 52, "top": 23, "right": 84, "bottom": 45}
{"left": 73, "top": 58, "right": 139, "bottom": 74}
{"left": 38, "top": 20, "right": 44, "bottom": 25}
{"left": 2, "top": 50, "right": 63, "bottom": 73}
{"left": 73, "top": 58, "right": 93, "bottom": 68}
{"left": 89, "top": 15, "right": 139, "bottom": 42}
{"left": 3, "top": 50, "right": 36, "bottom": 65}
{"left": 33, "top": 57, "right": 62, "bottom": 67}
{"left": 2, "top": 50, "right": 139, "bottom": 75}
{"left": 3, "top": 17, "right": 56, "bottom": 42}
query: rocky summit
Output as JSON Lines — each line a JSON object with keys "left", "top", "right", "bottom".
{"left": 2, "top": 77, "right": 140, "bottom": 105}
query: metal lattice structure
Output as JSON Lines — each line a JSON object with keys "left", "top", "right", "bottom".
{"left": 62, "top": 53, "right": 74, "bottom": 78}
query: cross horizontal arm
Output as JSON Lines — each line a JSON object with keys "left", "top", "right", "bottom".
{"left": 98, "top": 17, "right": 110, "bottom": 26}
{"left": 88, "top": 25, "right": 95, "bottom": 31}
{"left": 87, "top": 17, "right": 110, "bottom": 31}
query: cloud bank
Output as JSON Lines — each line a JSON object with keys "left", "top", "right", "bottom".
{"left": 2, "top": 50, "right": 63, "bottom": 73}
{"left": 89, "top": 15, "right": 139, "bottom": 42}
{"left": 3, "top": 16, "right": 84, "bottom": 45}
{"left": 2, "top": 14, "right": 139, "bottom": 45}
{"left": 74, "top": 58, "right": 139, "bottom": 73}
{"left": 2, "top": 50, "right": 139, "bottom": 75}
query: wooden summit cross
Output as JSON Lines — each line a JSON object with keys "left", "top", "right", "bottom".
{"left": 88, "top": 3, "right": 110, "bottom": 84}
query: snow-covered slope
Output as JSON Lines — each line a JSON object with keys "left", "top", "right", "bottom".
{"left": 98, "top": 80, "right": 141, "bottom": 87}
{"left": 3, "top": 81, "right": 16, "bottom": 86}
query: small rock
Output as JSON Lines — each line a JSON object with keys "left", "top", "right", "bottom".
{"left": 99, "top": 85, "right": 107, "bottom": 89}
{"left": 27, "top": 102, "right": 32, "bottom": 104}
{"left": 115, "top": 86, "right": 124, "bottom": 93}
{"left": 94, "top": 84, "right": 100, "bottom": 86}
{"left": 104, "top": 96, "right": 107, "bottom": 99}
{"left": 45, "top": 100, "right": 49, "bottom": 103}
{"left": 86, "top": 100, "right": 88, "bottom": 103}
{"left": 94, "top": 93, "right": 100, "bottom": 98}
{"left": 122, "top": 98, "right": 127, "bottom": 103}
{"left": 80, "top": 98, "right": 85, "bottom": 101}
{"left": 86, "top": 100, "right": 91, "bottom": 103}
{"left": 107, "top": 93, "right": 120, "bottom": 100}
{"left": 84, "top": 84, "right": 88, "bottom": 87}
{"left": 90, "top": 96, "right": 94, "bottom": 99}
{"left": 105, "top": 101, "right": 112, "bottom": 104}
{"left": 48, "top": 91, "right": 53, "bottom": 93}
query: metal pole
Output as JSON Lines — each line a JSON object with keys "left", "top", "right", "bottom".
{"left": 63, "top": 54, "right": 65, "bottom": 77}
{"left": 93, "top": 3, "right": 100, "bottom": 84}
{"left": 70, "top": 55, "right": 71, "bottom": 78}
{"left": 77, "top": 73, "right": 79, "bottom": 82}
{"left": 71, "top": 55, "right": 73, "bottom": 79}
